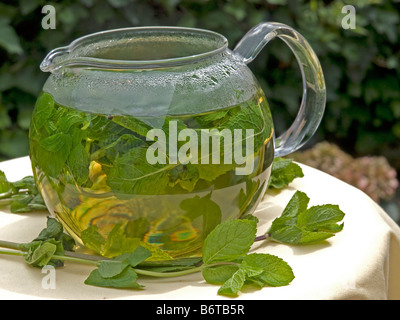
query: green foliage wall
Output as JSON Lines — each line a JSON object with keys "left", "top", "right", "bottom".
{"left": 0, "top": 0, "right": 399, "bottom": 169}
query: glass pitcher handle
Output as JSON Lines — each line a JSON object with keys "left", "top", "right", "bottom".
{"left": 234, "top": 22, "right": 326, "bottom": 157}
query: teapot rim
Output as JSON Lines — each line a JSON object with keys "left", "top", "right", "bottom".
{"left": 40, "top": 26, "right": 229, "bottom": 72}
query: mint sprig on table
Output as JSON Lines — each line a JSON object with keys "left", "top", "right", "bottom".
{"left": 0, "top": 172, "right": 46, "bottom": 213}
{"left": 0, "top": 158, "right": 345, "bottom": 297}
{"left": 266, "top": 190, "right": 345, "bottom": 244}
{"left": 268, "top": 157, "right": 305, "bottom": 189}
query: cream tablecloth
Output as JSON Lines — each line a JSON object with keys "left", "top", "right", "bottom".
{"left": 0, "top": 156, "right": 399, "bottom": 300}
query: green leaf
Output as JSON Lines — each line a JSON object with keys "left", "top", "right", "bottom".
{"left": 11, "top": 176, "right": 38, "bottom": 194}
{"left": 268, "top": 191, "right": 345, "bottom": 245}
{"left": 268, "top": 158, "right": 304, "bottom": 189}
{"left": 21, "top": 238, "right": 65, "bottom": 268}
{"left": 168, "top": 164, "right": 199, "bottom": 192}
{"left": 39, "top": 133, "right": 72, "bottom": 153}
{"left": 34, "top": 217, "right": 75, "bottom": 251}
{"left": 194, "top": 109, "right": 229, "bottom": 127}
{"left": 297, "top": 205, "right": 345, "bottom": 232}
{"left": 35, "top": 217, "right": 64, "bottom": 241}
{"left": 81, "top": 225, "right": 106, "bottom": 254}
{"left": 193, "top": 163, "right": 236, "bottom": 182}
{"left": 202, "top": 264, "right": 240, "bottom": 285}
{"left": 202, "top": 219, "right": 256, "bottom": 264}
{"left": 112, "top": 115, "right": 152, "bottom": 137}
{"left": 212, "top": 253, "right": 294, "bottom": 297}
{"left": 115, "top": 246, "right": 152, "bottom": 267}
{"left": 66, "top": 143, "right": 90, "bottom": 185}
{"left": 102, "top": 224, "right": 141, "bottom": 258}
{"left": 107, "top": 147, "right": 171, "bottom": 195}
{"left": 23, "top": 241, "right": 57, "bottom": 267}
{"left": 0, "top": 18, "right": 23, "bottom": 55}
{"left": 221, "top": 101, "right": 271, "bottom": 149}
{"left": 125, "top": 217, "right": 150, "bottom": 239}
{"left": 138, "top": 241, "right": 174, "bottom": 261}
{"left": 217, "top": 266, "right": 247, "bottom": 296}
{"left": 98, "top": 133, "right": 145, "bottom": 161}
{"left": 242, "top": 253, "right": 294, "bottom": 287}
{"left": 84, "top": 244, "right": 151, "bottom": 289}
{"left": 85, "top": 267, "right": 143, "bottom": 289}
{"left": 31, "top": 93, "right": 56, "bottom": 131}
{"left": 268, "top": 190, "right": 309, "bottom": 234}
{"left": 36, "top": 135, "right": 73, "bottom": 178}
{"left": 97, "top": 260, "right": 129, "bottom": 278}
{"left": 0, "top": 174, "right": 48, "bottom": 214}
{"left": 270, "top": 226, "right": 335, "bottom": 244}
{"left": 180, "top": 192, "right": 222, "bottom": 238}
{"left": 0, "top": 170, "right": 12, "bottom": 194}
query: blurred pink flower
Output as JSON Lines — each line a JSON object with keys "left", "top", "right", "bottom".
{"left": 291, "top": 142, "right": 399, "bottom": 202}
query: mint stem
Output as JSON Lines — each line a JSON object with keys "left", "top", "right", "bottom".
{"left": 0, "top": 239, "right": 244, "bottom": 279}
{"left": 0, "top": 248, "right": 25, "bottom": 257}
{"left": 52, "top": 253, "right": 100, "bottom": 266}
{"left": 134, "top": 265, "right": 204, "bottom": 278}
{"left": 0, "top": 240, "right": 23, "bottom": 251}
{"left": 254, "top": 234, "right": 268, "bottom": 242}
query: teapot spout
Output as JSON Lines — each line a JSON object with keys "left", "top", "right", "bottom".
{"left": 40, "top": 46, "right": 70, "bottom": 73}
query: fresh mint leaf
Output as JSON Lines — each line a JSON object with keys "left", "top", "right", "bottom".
{"left": 35, "top": 216, "right": 63, "bottom": 240}
{"left": 39, "top": 132, "right": 72, "bottom": 153}
{"left": 85, "top": 246, "right": 151, "bottom": 288}
{"left": 102, "top": 224, "right": 141, "bottom": 258}
{"left": 22, "top": 240, "right": 57, "bottom": 267}
{"left": 107, "top": 147, "right": 171, "bottom": 195}
{"left": 115, "top": 246, "right": 152, "bottom": 268}
{"left": 181, "top": 192, "right": 222, "bottom": 238}
{"left": 139, "top": 242, "right": 174, "bottom": 261}
{"left": 81, "top": 225, "right": 106, "bottom": 254}
{"left": 297, "top": 205, "right": 345, "bottom": 232}
{"left": 85, "top": 266, "right": 143, "bottom": 289}
{"left": 268, "top": 191, "right": 345, "bottom": 244}
{"left": 21, "top": 238, "right": 65, "bottom": 268}
{"left": 97, "top": 260, "right": 129, "bottom": 278}
{"left": 0, "top": 173, "right": 48, "bottom": 214}
{"left": 194, "top": 109, "right": 229, "bottom": 127}
{"left": 168, "top": 164, "right": 199, "bottom": 192}
{"left": 268, "top": 190, "right": 310, "bottom": 233}
{"left": 268, "top": 157, "right": 304, "bottom": 189}
{"left": 66, "top": 143, "right": 90, "bottom": 185}
{"left": 202, "top": 219, "right": 256, "bottom": 264}
{"left": 193, "top": 163, "right": 236, "bottom": 182}
{"left": 34, "top": 217, "right": 76, "bottom": 252}
{"left": 9, "top": 193, "right": 46, "bottom": 213}
{"left": 217, "top": 266, "right": 247, "bottom": 296}
{"left": 221, "top": 101, "right": 271, "bottom": 149}
{"left": 112, "top": 115, "right": 152, "bottom": 137}
{"left": 99, "top": 133, "right": 145, "bottom": 160}
{"left": 31, "top": 92, "right": 56, "bottom": 131}
{"left": 125, "top": 217, "right": 150, "bottom": 239}
{"left": 242, "top": 253, "right": 294, "bottom": 287}
{"left": 208, "top": 253, "right": 294, "bottom": 297}
{"left": 0, "top": 170, "right": 12, "bottom": 194}
{"left": 81, "top": 224, "right": 155, "bottom": 259}
{"left": 202, "top": 264, "right": 240, "bottom": 285}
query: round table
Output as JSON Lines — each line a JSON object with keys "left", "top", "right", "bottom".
{"left": 0, "top": 156, "right": 399, "bottom": 300}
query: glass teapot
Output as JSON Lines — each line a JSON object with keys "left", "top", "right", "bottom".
{"left": 29, "top": 22, "right": 325, "bottom": 259}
